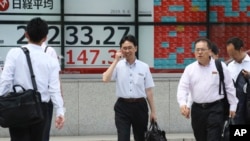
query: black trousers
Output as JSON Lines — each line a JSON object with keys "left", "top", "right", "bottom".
{"left": 234, "top": 91, "right": 247, "bottom": 124}
{"left": 43, "top": 100, "right": 54, "bottom": 141}
{"left": 114, "top": 98, "right": 148, "bottom": 141}
{"left": 191, "top": 100, "right": 224, "bottom": 141}
{"left": 9, "top": 103, "right": 49, "bottom": 141}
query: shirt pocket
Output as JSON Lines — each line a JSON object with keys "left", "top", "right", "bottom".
{"left": 134, "top": 73, "right": 145, "bottom": 87}
{"left": 211, "top": 72, "right": 220, "bottom": 86}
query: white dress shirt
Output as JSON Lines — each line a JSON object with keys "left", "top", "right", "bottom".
{"left": 111, "top": 59, "right": 155, "bottom": 98}
{"left": 0, "top": 44, "right": 64, "bottom": 116}
{"left": 41, "top": 42, "right": 58, "bottom": 59}
{"left": 227, "top": 54, "right": 250, "bottom": 81}
{"left": 177, "top": 58, "right": 238, "bottom": 111}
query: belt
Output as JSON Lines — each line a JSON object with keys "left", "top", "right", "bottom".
{"left": 193, "top": 99, "right": 222, "bottom": 108}
{"left": 118, "top": 97, "right": 145, "bottom": 103}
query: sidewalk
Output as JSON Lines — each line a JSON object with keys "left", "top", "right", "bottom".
{"left": 0, "top": 134, "right": 195, "bottom": 141}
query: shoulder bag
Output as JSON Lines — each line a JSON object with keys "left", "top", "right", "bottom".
{"left": 215, "top": 59, "right": 230, "bottom": 120}
{"left": 0, "top": 47, "right": 44, "bottom": 128}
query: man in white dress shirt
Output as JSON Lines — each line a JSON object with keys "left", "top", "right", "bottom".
{"left": 41, "top": 42, "right": 58, "bottom": 59}
{"left": 226, "top": 37, "right": 250, "bottom": 124}
{"left": 177, "top": 38, "right": 238, "bottom": 141}
{"left": 0, "top": 17, "right": 65, "bottom": 141}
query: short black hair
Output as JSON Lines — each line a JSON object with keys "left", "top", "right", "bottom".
{"left": 226, "top": 37, "right": 243, "bottom": 51}
{"left": 211, "top": 42, "right": 219, "bottom": 55}
{"left": 26, "top": 17, "right": 48, "bottom": 43}
{"left": 194, "top": 37, "right": 212, "bottom": 49}
{"left": 119, "top": 34, "right": 138, "bottom": 47}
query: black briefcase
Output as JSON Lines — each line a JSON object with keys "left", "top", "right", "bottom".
{"left": 0, "top": 85, "right": 44, "bottom": 128}
{"left": 145, "top": 120, "right": 167, "bottom": 141}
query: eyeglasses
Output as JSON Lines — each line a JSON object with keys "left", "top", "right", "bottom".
{"left": 195, "top": 48, "right": 209, "bottom": 52}
{"left": 121, "top": 46, "right": 134, "bottom": 51}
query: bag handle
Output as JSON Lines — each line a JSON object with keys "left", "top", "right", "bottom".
{"left": 12, "top": 85, "right": 25, "bottom": 93}
{"left": 149, "top": 120, "right": 161, "bottom": 132}
{"left": 21, "top": 47, "right": 38, "bottom": 91}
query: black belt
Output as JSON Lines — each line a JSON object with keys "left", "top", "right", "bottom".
{"left": 193, "top": 99, "right": 223, "bottom": 108}
{"left": 118, "top": 97, "right": 145, "bottom": 103}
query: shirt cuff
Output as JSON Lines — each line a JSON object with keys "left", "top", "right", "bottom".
{"left": 178, "top": 101, "right": 187, "bottom": 107}
{"left": 56, "top": 107, "right": 66, "bottom": 117}
{"left": 230, "top": 104, "right": 237, "bottom": 112}
{"left": 187, "top": 102, "right": 193, "bottom": 108}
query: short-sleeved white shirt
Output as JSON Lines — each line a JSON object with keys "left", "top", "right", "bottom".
{"left": 112, "top": 59, "right": 155, "bottom": 98}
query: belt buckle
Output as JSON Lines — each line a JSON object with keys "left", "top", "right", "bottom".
{"left": 201, "top": 103, "right": 207, "bottom": 108}
{"left": 129, "top": 98, "right": 136, "bottom": 102}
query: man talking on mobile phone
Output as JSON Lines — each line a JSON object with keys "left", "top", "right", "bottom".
{"left": 102, "top": 34, "right": 157, "bottom": 141}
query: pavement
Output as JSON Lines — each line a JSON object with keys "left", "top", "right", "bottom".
{"left": 0, "top": 134, "right": 195, "bottom": 141}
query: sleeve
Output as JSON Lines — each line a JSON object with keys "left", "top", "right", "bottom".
{"left": 46, "top": 47, "right": 58, "bottom": 60}
{"left": 177, "top": 67, "right": 190, "bottom": 107}
{"left": 0, "top": 48, "right": 20, "bottom": 96}
{"left": 222, "top": 62, "right": 238, "bottom": 111}
{"left": 187, "top": 92, "right": 193, "bottom": 108}
{"left": 48, "top": 59, "right": 65, "bottom": 116}
{"left": 145, "top": 66, "right": 155, "bottom": 88}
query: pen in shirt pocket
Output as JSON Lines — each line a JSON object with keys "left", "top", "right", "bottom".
{"left": 138, "top": 73, "right": 144, "bottom": 76}
{"left": 212, "top": 71, "right": 218, "bottom": 74}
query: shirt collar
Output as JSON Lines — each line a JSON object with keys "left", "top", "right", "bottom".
{"left": 22, "top": 43, "right": 43, "bottom": 52}
{"left": 232, "top": 54, "right": 250, "bottom": 64}
{"left": 242, "top": 54, "right": 250, "bottom": 62}
{"left": 196, "top": 58, "right": 213, "bottom": 67}
{"left": 125, "top": 58, "right": 137, "bottom": 66}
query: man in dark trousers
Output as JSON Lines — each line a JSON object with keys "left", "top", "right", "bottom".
{"left": 177, "top": 38, "right": 238, "bottom": 141}
{"left": 0, "top": 17, "right": 65, "bottom": 141}
{"left": 103, "top": 34, "right": 157, "bottom": 141}
{"left": 226, "top": 37, "right": 250, "bottom": 124}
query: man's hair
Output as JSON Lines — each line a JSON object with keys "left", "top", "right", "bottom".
{"left": 226, "top": 37, "right": 243, "bottom": 51}
{"left": 26, "top": 17, "right": 48, "bottom": 43}
{"left": 211, "top": 42, "right": 219, "bottom": 55}
{"left": 194, "top": 37, "right": 212, "bottom": 49}
{"left": 119, "top": 34, "right": 138, "bottom": 47}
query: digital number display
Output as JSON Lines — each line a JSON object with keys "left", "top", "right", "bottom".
{"left": 65, "top": 48, "right": 117, "bottom": 66}
{"left": 0, "top": 0, "right": 153, "bottom": 74}
{"left": 64, "top": 25, "right": 134, "bottom": 67}
{"left": 65, "top": 25, "right": 131, "bottom": 46}
{"left": 0, "top": 24, "right": 134, "bottom": 69}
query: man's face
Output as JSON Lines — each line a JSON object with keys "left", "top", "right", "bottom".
{"left": 120, "top": 40, "right": 137, "bottom": 59}
{"left": 226, "top": 43, "right": 241, "bottom": 62}
{"left": 194, "top": 41, "right": 211, "bottom": 65}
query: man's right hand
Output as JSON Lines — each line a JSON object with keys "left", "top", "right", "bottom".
{"left": 115, "top": 50, "right": 123, "bottom": 60}
{"left": 55, "top": 115, "right": 65, "bottom": 129}
{"left": 180, "top": 105, "right": 190, "bottom": 119}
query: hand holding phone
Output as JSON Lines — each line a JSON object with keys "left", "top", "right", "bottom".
{"left": 115, "top": 50, "right": 123, "bottom": 60}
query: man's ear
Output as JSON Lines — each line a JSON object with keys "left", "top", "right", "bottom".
{"left": 25, "top": 32, "right": 30, "bottom": 40}
{"left": 135, "top": 46, "right": 138, "bottom": 52}
{"left": 41, "top": 36, "right": 47, "bottom": 43}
